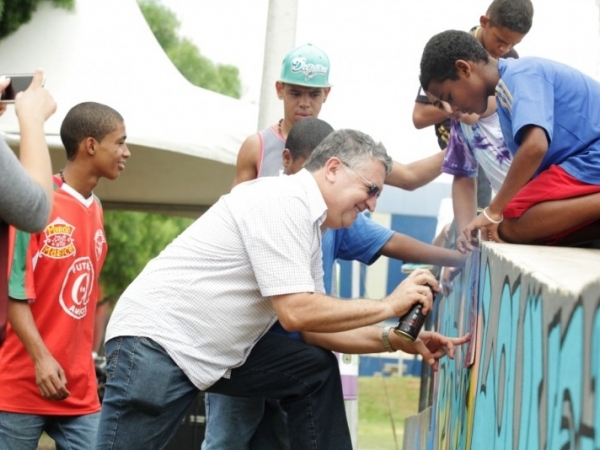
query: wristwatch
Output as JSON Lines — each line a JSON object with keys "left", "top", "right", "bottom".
{"left": 381, "top": 326, "right": 396, "bottom": 352}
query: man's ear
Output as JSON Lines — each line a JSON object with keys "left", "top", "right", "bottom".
{"left": 82, "top": 136, "right": 96, "bottom": 156}
{"left": 455, "top": 60, "right": 473, "bottom": 78}
{"left": 479, "top": 15, "right": 490, "bottom": 29}
{"left": 276, "top": 81, "right": 285, "bottom": 100}
{"left": 322, "top": 87, "right": 331, "bottom": 103}
{"left": 282, "top": 148, "right": 292, "bottom": 170}
{"left": 324, "top": 156, "right": 343, "bottom": 182}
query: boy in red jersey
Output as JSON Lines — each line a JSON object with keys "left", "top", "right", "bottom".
{"left": 0, "top": 102, "right": 130, "bottom": 450}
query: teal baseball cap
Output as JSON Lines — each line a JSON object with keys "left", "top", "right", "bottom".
{"left": 279, "top": 43, "right": 331, "bottom": 88}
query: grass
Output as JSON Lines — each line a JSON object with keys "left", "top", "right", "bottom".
{"left": 38, "top": 376, "right": 421, "bottom": 450}
{"left": 357, "top": 376, "right": 420, "bottom": 450}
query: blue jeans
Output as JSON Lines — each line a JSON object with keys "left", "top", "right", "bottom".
{"left": 96, "top": 333, "right": 350, "bottom": 450}
{"left": 202, "top": 394, "right": 290, "bottom": 450}
{"left": 0, "top": 410, "right": 100, "bottom": 450}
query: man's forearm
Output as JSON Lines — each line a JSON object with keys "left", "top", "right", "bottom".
{"left": 301, "top": 326, "right": 391, "bottom": 353}
{"left": 381, "top": 232, "right": 465, "bottom": 267}
{"left": 18, "top": 116, "right": 54, "bottom": 202}
{"left": 413, "top": 102, "right": 447, "bottom": 129}
{"left": 274, "top": 292, "right": 393, "bottom": 333}
{"left": 489, "top": 131, "right": 547, "bottom": 215}
{"left": 385, "top": 152, "right": 443, "bottom": 191}
{"left": 452, "top": 176, "right": 477, "bottom": 235}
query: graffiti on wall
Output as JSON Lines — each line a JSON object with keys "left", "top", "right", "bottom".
{"left": 414, "top": 245, "right": 600, "bottom": 450}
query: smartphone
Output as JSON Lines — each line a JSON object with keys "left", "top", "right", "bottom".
{"left": 0, "top": 74, "right": 37, "bottom": 103}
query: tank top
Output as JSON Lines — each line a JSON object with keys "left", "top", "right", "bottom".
{"left": 257, "top": 124, "right": 286, "bottom": 178}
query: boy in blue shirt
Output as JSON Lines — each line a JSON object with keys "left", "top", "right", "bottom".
{"left": 420, "top": 30, "right": 600, "bottom": 247}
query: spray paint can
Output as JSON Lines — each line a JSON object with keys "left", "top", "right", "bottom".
{"left": 394, "top": 284, "right": 436, "bottom": 341}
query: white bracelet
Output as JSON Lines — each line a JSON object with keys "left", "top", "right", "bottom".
{"left": 483, "top": 207, "right": 503, "bottom": 224}
{"left": 381, "top": 327, "right": 396, "bottom": 352}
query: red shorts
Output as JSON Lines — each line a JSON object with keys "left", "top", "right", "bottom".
{"left": 503, "top": 165, "right": 600, "bottom": 243}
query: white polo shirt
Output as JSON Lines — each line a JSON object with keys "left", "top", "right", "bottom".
{"left": 105, "top": 169, "right": 327, "bottom": 390}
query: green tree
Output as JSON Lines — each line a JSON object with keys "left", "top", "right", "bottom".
{"left": 0, "top": 1, "right": 240, "bottom": 304}
{"left": 137, "top": 0, "right": 179, "bottom": 50}
{"left": 100, "top": 211, "right": 193, "bottom": 300}
{"left": 138, "top": 0, "right": 241, "bottom": 99}
{"left": 99, "top": 1, "right": 244, "bottom": 300}
{"left": 0, "top": 0, "right": 73, "bottom": 39}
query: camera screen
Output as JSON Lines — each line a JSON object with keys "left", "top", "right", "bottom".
{"left": 0, "top": 75, "right": 34, "bottom": 101}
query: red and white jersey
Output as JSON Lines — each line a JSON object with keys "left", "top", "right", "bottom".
{"left": 0, "top": 177, "right": 107, "bottom": 415}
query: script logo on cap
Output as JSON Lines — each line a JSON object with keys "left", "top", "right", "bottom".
{"left": 290, "top": 56, "right": 328, "bottom": 81}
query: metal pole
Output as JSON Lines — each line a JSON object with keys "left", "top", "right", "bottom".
{"left": 256, "top": 0, "right": 298, "bottom": 131}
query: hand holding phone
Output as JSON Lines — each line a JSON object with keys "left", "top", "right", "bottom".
{"left": 0, "top": 77, "right": 9, "bottom": 116}
{"left": 0, "top": 73, "right": 37, "bottom": 103}
{"left": 13, "top": 70, "right": 56, "bottom": 122}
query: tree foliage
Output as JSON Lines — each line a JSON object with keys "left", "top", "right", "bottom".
{"left": 0, "top": 0, "right": 73, "bottom": 39}
{"left": 100, "top": 211, "right": 193, "bottom": 300}
{"left": 97, "top": 2, "right": 246, "bottom": 301}
{"left": 138, "top": 0, "right": 241, "bottom": 99}
{"left": 98, "top": 2, "right": 245, "bottom": 301}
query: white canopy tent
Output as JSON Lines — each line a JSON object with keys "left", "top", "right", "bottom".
{"left": 0, "top": 0, "right": 257, "bottom": 216}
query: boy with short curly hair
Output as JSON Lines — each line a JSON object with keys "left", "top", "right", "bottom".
{"left": 420, "top": 30, "right": 600, "bottom": 246}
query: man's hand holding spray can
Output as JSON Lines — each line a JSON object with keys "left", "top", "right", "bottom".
{"left": 394, "top": 284, "right": 436, "bottom": 341}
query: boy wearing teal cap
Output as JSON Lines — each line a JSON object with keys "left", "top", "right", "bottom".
{"left": 233, "top": 43, "right": 445, "bottom": 190}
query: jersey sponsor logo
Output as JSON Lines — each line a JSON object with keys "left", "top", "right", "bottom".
{"left": 41, "top": 218, "right": 76, "bottom": 259}
{"left": 290, "top": 57, "right": 328, "bottom": 81}
{"left": 60, "top": 256, "right": 95, "bottom": 319}
{"left": 94, "top": 229, "right": 106, "bottom": 261}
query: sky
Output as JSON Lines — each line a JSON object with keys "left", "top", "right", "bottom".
{"left": 159, "top": 0, "right": 600, "bottom": 171}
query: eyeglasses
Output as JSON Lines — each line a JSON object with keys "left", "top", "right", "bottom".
{"left": 341, "top": 161, "right": 380, "bottom": 198}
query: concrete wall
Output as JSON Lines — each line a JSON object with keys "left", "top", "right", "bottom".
{"left": 403, "top": 243, "right": 600, "bottom": 450}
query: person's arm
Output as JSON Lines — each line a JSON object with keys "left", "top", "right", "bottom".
{"left": 413, "top": 102, "right": 448, "bottom": 129}
{"left": 464, "top": 126, "right": 548, "bottom": 242}
{"left": 385, "top": 151, "right": 444, "bottom": 191}
{"left": 8, "top": 299, "right": 70, "bottom": 400}
{"left": 271, "top": 269, "right": 437, "bottom": 332}
{"left": 15, "top": 70, "right": 56, "bottom": 206}
{"left": 231, "top": 133, "right": 261, "bottom": 188}
{"left": 0, "top": 140, "right": 51, "bottom": 231}
{"left": 379, "top": 232, "right": 467, "bottom": 268}
{"left": 452, "top": 176, "right": 477, "bottom": 253}
{"left": 431, "top": 223, "right": 450, "bottom": 247}
{"left": 0, "top": 70, "right": 56, "bottom": 231}
{"left": 302, "top": 327, "right": 470, "bottom": 372}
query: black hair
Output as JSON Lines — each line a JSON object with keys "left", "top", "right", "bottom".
{"left": 60, "top": 102, "right": 123, "bottom": 160}
{"left": 487, "top": 0, "right": 534, "bottom": 34}
{"left": 286, "top": 118, "right": 334, "bottom": 161}
{"left": 419, "top": 30, "right": 489, "bottom": 92}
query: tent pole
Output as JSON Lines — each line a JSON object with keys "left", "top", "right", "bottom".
{"left": 257, "top": 0, "right": 298, "bottom": 131}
